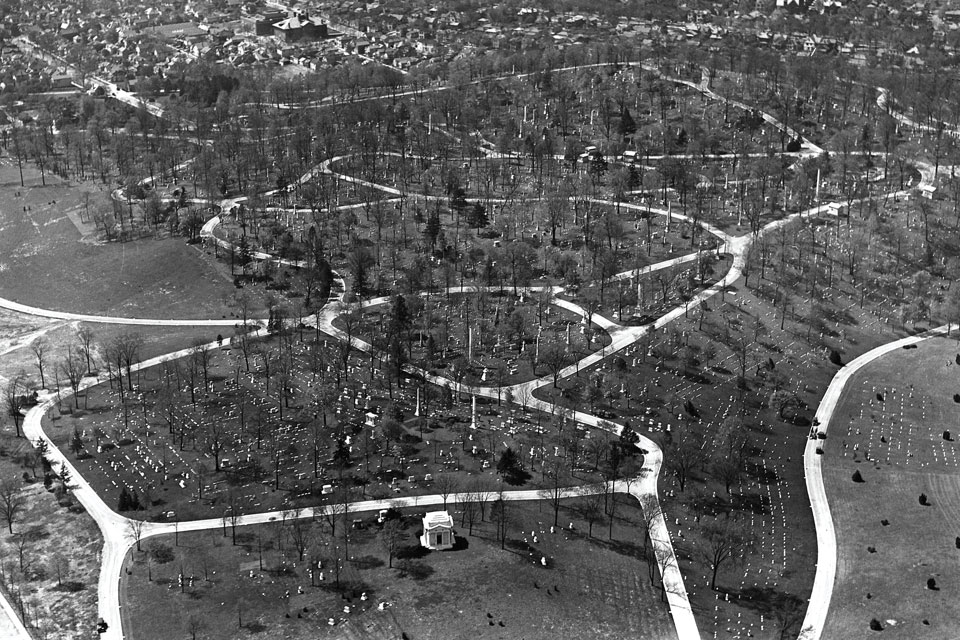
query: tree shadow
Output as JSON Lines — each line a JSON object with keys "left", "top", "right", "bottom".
{"left": 737, "top": 586, "right": 805, "bottom": 637}
{"left": 396, "top": 559, "right": 434, "bottom": 580}
{"left": 396, "top": 544, "right": 430, "bottom": 560}
{"left": 351, "top": 555, "right": 386, "bottom": 570}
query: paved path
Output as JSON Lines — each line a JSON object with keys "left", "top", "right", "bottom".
{"left": 18, "top": 336, "right": 680, "bottom": 639}
{"left": 2, "top": 61, "right": 937, "bottom": 640}
{"left": 0, "top": 589, "right": 30, "bottom": 640}
{"left": 21, "top": 332, "right": 275, "bottom": 640}
{"left": 100, "top": 166, "right": 918, "bottom": 640}
{"left": 8, "top": 153, "right": 926, "bottom": 640}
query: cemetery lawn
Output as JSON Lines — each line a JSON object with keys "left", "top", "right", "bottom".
{"left": 822, "top": 336, "right": 960, "bottom": 638}
{"left": 45, "top": 328, "right": 610, "bottom": 522}
{"left": 351, "top": 291, "right": 614, "bottom": 388}
{"left": 0, "top": 160, "right": 264, "bottom": 319}
{"left": 121, "top": 498, "right": 676, "bottom": 640}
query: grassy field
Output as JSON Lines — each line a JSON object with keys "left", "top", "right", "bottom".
{"left": 122, "top": 497, "right": 676, "bottom": 640}
{"left": 823, "top": 336, "right": 960, "bottom": 639}
{"left": 0, "top": 158, "right": 257, "bottom": 319}
{"left": 0, "top": 310, "right": 244, "bottom": 398}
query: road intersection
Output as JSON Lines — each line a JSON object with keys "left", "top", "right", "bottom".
{"left": 2, "top": 137, "right": 930, "bottom": 640}
{"left": 0, "top": 63, "right": 944, "bottom": 640}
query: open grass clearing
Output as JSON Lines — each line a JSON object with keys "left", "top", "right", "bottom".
{"left": 0, "top": 159, "right": 263, "bottom": 319}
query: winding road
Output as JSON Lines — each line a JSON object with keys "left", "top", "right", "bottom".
{"left": 0, "top": 61, "right": 941, "bottom": 640}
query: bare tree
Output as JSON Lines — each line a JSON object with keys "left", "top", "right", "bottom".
{"left": 457, "top": 491, "right": 480, "bottom": 535}
{"left": 76, "top": 326, "right": 96, "bottom": 374}
{"left": 225, "top": 491, "right": 247, "bottom": 545}
{"left": 12, "top": 531, "right": 29, "bottom": 572}
{"left": 700, "top": 515, "right": 755, "bottom": 591}
{"left": 322, "top": 541, "right": 346, "bottom": 590}
{"left": 434, "top": 473, "right": 459, "bottom": 510}
{"left": 539, "top": 343, "right": 572, "bottom": 388}
{"left": 52, "top": 552, "right": 69, "bottom": 587}
{"left": 204, "top": 416, "right": 227, "bottom": 472}
{"left": 30, "top": 338, "right": 49, "bottom": 389}
{"left": 320, "top": 493, "right": 347, "bottom": 538}
{"left": 471, "top": 477, "right": 494, "bottom": 521}
{"left": 639, "top": 496, "right": 663, "bottom": 582}
{"left": 114, "top": 332, "right": 144, "bottom": 392}
{"left": 490, "top": 496, "right": 511, "bottom": 550}
{"left": 232, "top": 291, "right": 254, "bottom": 330}
{"left": 128, "top": 519, "right": 146, "bottom": 552}
{"left": 578, "top": 487, "right": 605, "bottom": 538}
{"left": 288, "top": 515, "right": 312, "bottom": 562}
{"left": 4, "top": 371, "right": 27, "bottom": 437}
{"left": 539, "top": 456, "right": 568, "bottom": 528}
{"left": 379, "top": 519, "right": 405, "bottom": 568}
{"left": 772, "top": 592, "right": 806, "bottom": 640}
{"left": 60, "top": 347, "right": 86, "bottom": 409}
{"left": 663, "top": 423, "right": 705, "bottom": 492}
{"left": 234, "top": 328, "right": 253, "bottom": 372}
{"left": 0, "top": 478, "right": 26, "bottom": 533}
{"left": 185, "top": 614, "right": 205, "bottom": 640}
{"left": 190, "top": 339, "right": 213, "bottom": 392}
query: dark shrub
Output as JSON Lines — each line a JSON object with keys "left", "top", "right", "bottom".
{"left": 852, "top": 470, "right": 865, "bottom": 483}
{"left": 383, "top": 507, "right": 402, "bottom": 522}
{"left": 148, "top": 542, "right": 175, "bottom": 564}
{"left": 919, "top": 493, "right": 929, "bottom": 506}
{"left": 829, "top": 350, "right": 843, "bottom": 365}
{"left": 927, "top": 577, "right": 939, "bottom": 590}
{"left": 869, "top": 618, "right": 883, "bottom": 631}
